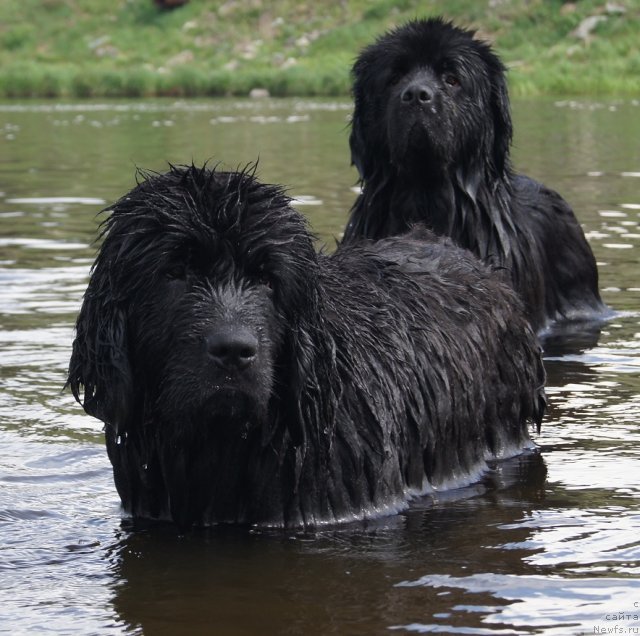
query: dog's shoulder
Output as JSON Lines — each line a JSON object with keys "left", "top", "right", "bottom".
{"left": 330, "top": 227, "right": 512, "bottom": 308}
{"left": 371, "top": 227, "right": 493, "bottom": 279}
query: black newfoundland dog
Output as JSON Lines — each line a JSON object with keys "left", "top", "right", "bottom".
{"left": 343, "top": 17, "right": 607, "bottom": 333}
{"left": 68, "top": 164, "right": 545, "bottom": 530}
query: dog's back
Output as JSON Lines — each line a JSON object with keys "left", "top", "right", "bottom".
{"left": 320, "top": 228, "right": 545, "bottom": 491}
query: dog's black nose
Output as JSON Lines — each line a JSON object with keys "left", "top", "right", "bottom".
{"left": 400, "top": 81, "right": 433, "bottom": 104}
{"left": 206, "top": 329, "right": 258, "bottom": 369}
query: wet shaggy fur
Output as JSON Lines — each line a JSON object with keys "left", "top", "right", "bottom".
{"left": 68, "top": 164, "right": 546, "bottom": 530}
{"left": 343, "top": 17, "right": 607, "bottom": 333}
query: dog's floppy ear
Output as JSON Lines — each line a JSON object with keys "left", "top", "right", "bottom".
{"left": 488, "top": 62, "right": 513, "bottom": 176}
{"left": 349, "top": 56, "right": 383, "bottom": 181}
{"left": 67, "top": 266, "right": 133, "bottom": 436}
{"left": 269, "top": 266, "right": 337, "bottom": 451}
{"left": 279, "top": 308, "right": 337, "bottom": 455}
{"left": 349, "top": 100, "right": 370, "bottom": 180}
{"left": 67, "top": 173, "right": 159, "bottom": 434}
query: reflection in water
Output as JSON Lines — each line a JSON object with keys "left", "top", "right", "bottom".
{"left": 110, "top": 454, "right": 549, "bottom": 636}
{"left": 394, "top": 574, "right": 640, "bottom": 635}
{"left": 539, "top": 317, "right": 607, "bottom": 357}
{"left": 0, "top": 97, "right": 639, "bottom": 634}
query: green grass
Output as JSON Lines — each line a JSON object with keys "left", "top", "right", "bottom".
{"left": 1, "top": 0, "right": 639, "bottom": 98}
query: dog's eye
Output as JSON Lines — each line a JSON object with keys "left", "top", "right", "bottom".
{"left": 254, "top": 266, "right": 272, "bottom": 290}
{"left": 444, "top": 74, "right": 460, "bottom": 87}
{"left": 388, "top": 62, "right": 410, "bottom": 86}
{"left": 258, "top": 274, "right": 272, "bottom": 290}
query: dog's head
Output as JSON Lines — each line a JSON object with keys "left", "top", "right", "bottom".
{"left": 68, "top": 165, "right": 319, "bottom": 440}
{"left": 350, "top": 17, "right": 512, "bottom": 181}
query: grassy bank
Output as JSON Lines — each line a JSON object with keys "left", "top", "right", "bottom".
{"left": 1, "top": 0, "right": 639, "bottom": 98}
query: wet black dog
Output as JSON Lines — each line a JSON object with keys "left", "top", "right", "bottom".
{"left": 343, "top": 17, "right": 607, "bottom": 333}
{"left": 68, "top": 164, "right": 545, "bottom": 530}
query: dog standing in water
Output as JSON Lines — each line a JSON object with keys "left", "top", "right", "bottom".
{"left": 68, "top": 164, "right": 545, "bottom": 530}
{"left": 344, "top": 18, "right": 608, "bottom": 334}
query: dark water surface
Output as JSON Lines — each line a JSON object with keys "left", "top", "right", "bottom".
{"left": 1, "top": 98, "right": 639, "bottom": 635}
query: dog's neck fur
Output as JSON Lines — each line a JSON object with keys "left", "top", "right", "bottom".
{"left": 346, "top": 162, "right": 517, "bottom": 268}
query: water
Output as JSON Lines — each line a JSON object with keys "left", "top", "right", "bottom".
{"left": 0, "top": 97, "right": 639, "bottom": 635}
